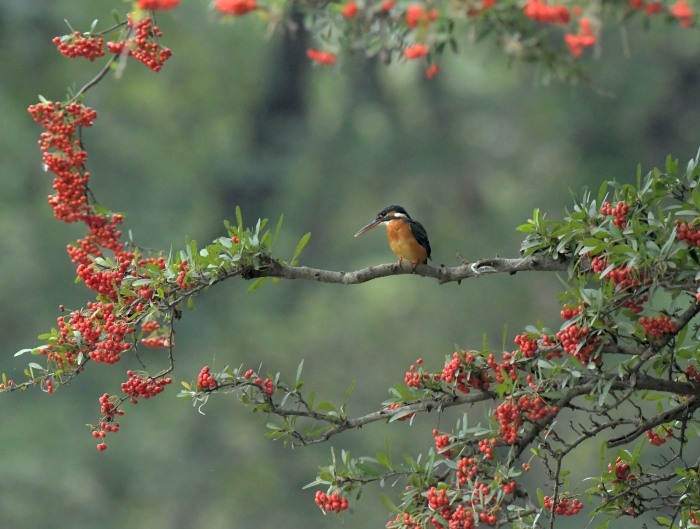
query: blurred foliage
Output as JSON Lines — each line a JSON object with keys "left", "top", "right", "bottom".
{"left": 1, "top": 0, "right": 700, "bottom": 528}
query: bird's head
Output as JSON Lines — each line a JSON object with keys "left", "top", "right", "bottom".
{"left": 353, "top": 205, "right": 411, "bottom": 237}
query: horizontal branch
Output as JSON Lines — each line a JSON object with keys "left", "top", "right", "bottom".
{"left": 295, "top": 391, "right": 497, "bottom": 445}
{"left": 244, "top": 254, "right": 570, "bottom": 286}
{"left": 606, "top": 395, "right": 700, "bottom": 448}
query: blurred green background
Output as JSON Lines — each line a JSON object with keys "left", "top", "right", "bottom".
{"left": 1, "top": 1, "right": 699, "bottom": 528}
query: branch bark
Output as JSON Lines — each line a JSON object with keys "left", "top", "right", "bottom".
{"left": 243, "top": 254, "right": 570, "bottom": 285}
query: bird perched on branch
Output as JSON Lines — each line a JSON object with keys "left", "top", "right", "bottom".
{"left": 354, "top": 205, "right": 431, "bottom": 270}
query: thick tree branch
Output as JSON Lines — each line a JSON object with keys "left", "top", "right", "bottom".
{"left": 605, "top": 395, "right": 699, "bottom": 448}
{"left": 243, "top": 254, "right": 570, "bottom": 285}
{"left": 291, "top": 391, "right": 497, "bottom": 445}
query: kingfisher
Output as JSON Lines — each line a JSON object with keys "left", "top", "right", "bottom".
{"left": 354, "top": 205, "right": 431, "bottom": 269}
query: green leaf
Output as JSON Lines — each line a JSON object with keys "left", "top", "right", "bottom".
{"left": 295, "top": 359, "right": 304, "bottom": 386}
{"left": 536, "top": 487, "right": 545, "bottom": 507}
{"left": 595, "top": 518, "right": 611, "bottom": 529}
{"left": 273, "top": 214, "right": 284, "bottom": 247}
{"left": 516, "top": 223, "right": 536, "bottom": 233}
{"left": 236, "top": 205, "right": 243, "bottom": 229}
{"left": 315, "top": 401, "right": 338, "bottom": 412}
{"left": 344, "top": 380, "right": 357, "bottom": 404}
{"left": 376, "top": 450, "right": 391, "bottom": 468}
{"left": 380, "top": 494, "right": 399, "bottom": 512}
{"left": 247, "top": 277, "right": 267, "bottom": 293}
{"left": 181, "top": 381, "right": 191, "bottom": 391}
{"left": 691, "top": 188, "right": 700, "bottom": 212}
{"left": 15, "top": 348, "right": 34, "bottom": 357}
{"left": 291, "top": 232, "right": 312, "bottom": 265}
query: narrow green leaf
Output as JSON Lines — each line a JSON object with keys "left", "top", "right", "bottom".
{"left": 295, "top": 359, "right": 304, "bottom": 386}
{"left": 273, "top": 214, "right": 284, "bottom": 247}
{"left": 344, "top": 380, "right": 357, "bottom": 404}
{"left": 236, "top": 205, "right": 243, "bottom": 229}
{"left": 380, "top": 494, "right": 399, "bottom": 512}
{"left": 247, "top": 277, "right": 267, "bottom": 293}
{"left": 516, "top": 223, "right": 536, "bottom": 233}
{"left": 536, "top": 488, "right": 545, "bottom": 507}
{"left": 692, "top": 188, "right": 700, "bottom": 212}
{"left": 291, "top": 232, "right": 312, "bottom": 265}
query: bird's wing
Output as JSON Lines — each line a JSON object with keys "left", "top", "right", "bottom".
{"left": 409, "top": 220, "right": 431, "bottom": 261}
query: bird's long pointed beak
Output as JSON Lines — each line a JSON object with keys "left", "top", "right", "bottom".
{"left": 354, "top": 219, "right": 382, "bottom": 237}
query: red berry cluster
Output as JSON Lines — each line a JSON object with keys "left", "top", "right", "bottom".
{"left": 630, "top": 0, "right": 694, "bottom": 26}
{"left": 564, "top": 18, "right": 596, "bottom": 57}
{"left": 261, "top": 377, "right": 275, "bottom": 396}
{"left": 495, "top": 395, "right": 558, "bottom": 445}
{"left": 137, "top": 0, "right": 181, "bottom": 9}
{"left": 28, "top": 100, "right": 135, "bottom": 300}
{"left": 405, "top": 359, "right": 433, "bottom": 387}
{"left": 638, "top": 315, "right": 677, "bottom": 339}
{"left": 108, "top": 15, "right": 172, "bottom": 72}
{"left": 216, "top": 0, "right": 258, "bottom": 15}
{"left": 384, "top": 402, "right": 415, "bottom": 421}
{"left": 690, "top": 511, "right": 699, "bottom": 526}
{"left": 141, "top": 336, "right": 170, "bottom": 347}
{"left": 67, "top": 213, "right": 125, "bottom": 264}
{"left": 342, "top": 1, "right": 359, "bottom": 17}
{"left": 441, "top": 351, "right": 490, "bottom": 393}
{"left": 477, "top": 509, "right": 498, "bottom": 526}
{"left": 141, "top": 320, "right": 160, "bottom": 334}
{"left": 456, "top": 457, "right": 479, "bottom": 484}
{"left": 514, "top": 334, "right": 537, "bottom": 357}
{"left": 556, "top": 324, "right": 599, "bottom": 365}
{"left": 140, "top": 320, "right": 171, "bottom": 347}
{"left": 57, "top": 302, "right": 133, "bottom": 364}
{"left": 478, "top": 438, "right": 496, "bottom": 459}
{"left": 445, "top": 505, "right": 477, "bottom": 529}
{"left": 494, "top": 400, "right": 521, "bottom": 445}
{"left": 523, "top": 0, "right": 570, "bottom": 23}
{"left": 197, "top": 366, "right": 217, "bottom": 389}
{"left": 608, "top": 457, "right": 636, "bottom": 482}
{"left": 76, "top": 254, "right": 131, "bottom": 300}
{"left": 560, "top": 305, "right": 582, "bottom": 320}
{"left": 686, "top": 365, "right": 700, "bottom": 384}
{"left": 314, "top": 491, "right": 348, "bottom": 513}
{"left": 427, "top": 486, "right": 450, "bottom": 510}
{"left": 121, "top": 370, "right": 172, "bottom": 403}
{"left": 592, "top": 256, "right": 649, "bottom": 313}
{"left": 386, "top": 512, "right": 420, "bottom": 529}
{"left": 433, "top": 429, "right": 453, "bottom": 458}
{"left": 27, "top": 100, "right": 96, "bottom": 222}
{"left": 405, "top": 4, "right": 439, "bottom": 28}
{"left": 53, "top": 32, "right": 105, "bottom": 61}
{"left": 93, "top": 393, "right": 124, "bottom": 451}
{"left": 600, "top": 201, "right": 629, "bottom": 229}
{"left": 675, "top": 220, "right": 700, "bottom": 247}
{"left": 518, "top": 394, "right": 558, "bottom": 422}
{"left": 487, "top": 353, "right": 517, "bottom": 383}
{"left": 543, "top": 495, "right": 584, "bottom": 516}
{"left": 176, "top": 259, "right": 192, "bottom": 288}
{"left": 646, "top": 426, "right": 673, "bottom": 446}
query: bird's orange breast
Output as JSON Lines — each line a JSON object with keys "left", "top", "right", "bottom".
{"left": 385, "top": 219, "right": 428, "bottom": 266}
